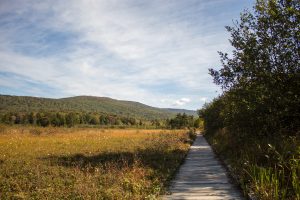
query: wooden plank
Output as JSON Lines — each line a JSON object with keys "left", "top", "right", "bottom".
{"left": 162, "top": 134, "right": 243, "bottom": 200}
{"left": 170, "top": 188, "right": 239, "bottom": 193}
{"left": 166, "top": 193, "right": 242, "bottom": 197}
{"left": 164, "top": 196, "right": 241, "bottom": 200}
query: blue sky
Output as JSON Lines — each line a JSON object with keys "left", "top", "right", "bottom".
{"left": 0, "top": 0, "right": 254, "bottom": 110}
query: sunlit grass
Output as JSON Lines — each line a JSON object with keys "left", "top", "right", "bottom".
{"left": 0, "top": 126, "right": 193, "bottom": 199}
{"left": 205, "top": 130, "right": 300, "bottom": 200}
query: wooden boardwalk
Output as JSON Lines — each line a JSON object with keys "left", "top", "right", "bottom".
{"left": 163, "top": 134, "right": 243, "bottom": 200}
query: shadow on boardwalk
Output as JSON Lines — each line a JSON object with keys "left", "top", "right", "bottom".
{"left": 163, "top": 134, "right": 244, "bottom": 200}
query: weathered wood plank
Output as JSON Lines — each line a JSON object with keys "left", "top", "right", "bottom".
{"left": 162, "top": 134, "right": 243, "bottom": 200}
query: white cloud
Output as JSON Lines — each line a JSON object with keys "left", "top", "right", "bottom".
{"left": 200, "top": 97, "right": 207, "bottom": 102}
{"left": 0, "top": 0, "right": 254, "bottom": 109}
{"left": 173, "top": 98, "right": 191, "bottom": 106}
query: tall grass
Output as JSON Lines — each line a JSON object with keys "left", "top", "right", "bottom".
{"left": 205, "top": 130, "right": 300, "bottom": 200}
{"left": 0, "top": 126, "right": 193, "bottom": 199}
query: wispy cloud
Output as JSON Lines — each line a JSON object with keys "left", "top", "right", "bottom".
{"left": 0, "top": 0, "right": 254, "bottom": 109}
{"left": 200, "top": 97, "right": 207, "bottom": 102}
{"left": 173, "top": 98, "right": 191, "bottom": 106}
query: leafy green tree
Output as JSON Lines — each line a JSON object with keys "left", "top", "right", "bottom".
{"left": 66, "top": 113, "right": 79, "bottom": 127}
{"left": 193, "top": 117, "right": 203, "bottom": 129}
{"left": 168, "top": 113, "right": 195, "bottom": 129}
{"left": 200, "top": 2, "right": 300, "bottom": 199}
{"left": 36, "top": 113, "right": 42, "bottom": 126}
{"left": 28, "top": 112, "right": 36, "bottom": 125}
{"left": 89, "top": 114, "right": 100, "bottom": 125}
{"left": 56, "top": 113, "right": 66, "bottom": 126}
{"left": 83, "top": 113, "right": 93, "bottom": 124}
{"left": 14, "top": 113, "right": 22, "bottom": 124}
{"left": 40, "top": 117, "right": 50, "bottom": 127}
{"left": 99, "top": 115, "right": 108, "bottom": 125}
{"left": 50, "top": 113, "right": 65, "bottom": 127}
{"left": 151, "top": 119, "right": 161, "bottom": 128}
{"left": 209, "top": 0, "right": 299, "bottom": 137}
{"left": 1, "top": 113, "right": 11, "bottom": 124}
{"left": 50, "top": 113, "right": 60, "bottom": 126}
{"left": 138, "top": 120, "right": 143, "bottom": 126}
{"left": 6, "top": 114, "right": 14, "bottom": 124}
{"left": 115, "top": 119, "right": 122, "bottom": 125}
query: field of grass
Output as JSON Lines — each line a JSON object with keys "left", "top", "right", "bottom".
{"left": 0, "top": 126, "right": 194, "bottom": 199}
{"left": 205, "top": 130, "right": 300, "bottom": 200}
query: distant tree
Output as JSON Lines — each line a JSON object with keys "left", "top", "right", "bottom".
{"left": 40, "top": 117, "right": 50, "bottom": 127}
{"left": 1, "top": 113, "right": 11, "bottom": 124}
{"left": 89, "top": 114, "right": 100, "bottom": 125}
{"left": 127, "top": 117, "right": 136, "bottom": 126}
{"left": 83, "top": 113, "right": 93, "bottom": 124}
{"left": 1, "top": 113, "right": 14, "bottom": 124}
{"left": 139, "top": 120, "right": 143, "bottom": 126}
{"left": 115, "top": 118, "right": 122, "bottom": 125}
{"left": 35, "top": 113, "right": 50, "bottom": 127}
{"left": 14, "top": 113, "right": 22, "bottom": 124}
{"left": 151, "top": 119, "right": 161, "bottom": 128}
{"left": 193, "top": 118, "right": 203, "bottom": 129}
{"left": 36, "top": 113, "right": 42, "bottom": 126}
{"left": 28, "top": 112, "right": 36, "bottom": 125}
{"left": 168, "top": 113, "right": 195, "bottom": 129}
{"left": 198, "top": 98, "right": 225, "bottom": 134}
{"left": 66, "top": 113, "right": 79, "bottom": 127}
{"left": 50, "top": 113, "right": 59, "bottom": 127}
{"left": 107, "top": 115, "right": 117, "bottom": 125}
{"left": 99, "top": 115, "right": 108, "bottom": 125}
{"left": 50, "top": 113, "right": 65, "bottom": 127}
{"left": 56, "top": 113, "right": 66, "bottom": 126}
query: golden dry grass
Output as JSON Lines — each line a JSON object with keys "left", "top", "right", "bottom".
{"left": 0, "top": 126, "right": 193, "bottom": 199}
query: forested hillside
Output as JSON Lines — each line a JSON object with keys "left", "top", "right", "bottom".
{"left": 0, "top": 95, "right": 196, "bottom": 120}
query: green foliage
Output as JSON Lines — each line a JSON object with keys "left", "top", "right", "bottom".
{"left": 0, "top": 111, "right": 150, "bottom": 128}
{"left": 0, "top": 95, "right": 196, "bottom": 120}
{"left": 36, "top": 113, "right": 50, "bottom": 127}
{"left": 193, "top": 117, "right": 203, "bottom": 129}
{"left": 168, "top": 113, "right": 196, "bottom": 129}
{"left": 65, "top": 112, "right": 80, "bottom": 127}
{"left": 0, "top": 95, "right": 197, "bottom": 129}
{"left": 201, "top": 0, "right": 300, "bottom": 199}
{"left": 208, "top": 0, "right": 299, "bottom": 137}
{"left": 205, "top": 130, "right": 299, "bottom": 200}
{"left": 198, "top": 98, "right": 225, "bottom": 134}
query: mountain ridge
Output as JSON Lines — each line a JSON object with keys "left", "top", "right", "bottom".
{"left": 0, "top": 94, "right": 197, "bottom": 120}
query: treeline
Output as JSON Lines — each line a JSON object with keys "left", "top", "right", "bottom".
{"left": 200, "top": 0, "right": 299, "bottom": 139}
{"left": 167, "top": 113, "right": 202, "bottom": 129}
{"left": 0, "top": 112, "right": 140, "bottom": 127}
{"left": 199, "top": 1, "right": 299, "bottom": 199}
{"left": 0, "top": 111, "right": 201, "bottom": 129}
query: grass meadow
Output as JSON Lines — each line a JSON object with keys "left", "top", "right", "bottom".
{"left": 205, "top": 130, "right": 299, "bottom": 200}
{"left": 0, "top": 126, "right": 194, "bottom": 199}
